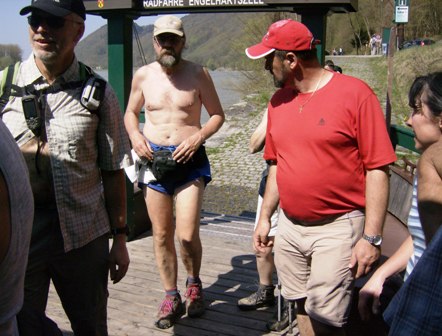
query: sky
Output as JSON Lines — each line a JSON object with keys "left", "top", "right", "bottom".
{"left": 1, "top": 1, "right": 165, "bottom": 57}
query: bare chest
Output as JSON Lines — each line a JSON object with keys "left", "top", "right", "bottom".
{"left": 143, "top": 82, "right": 201, "bottom": 113}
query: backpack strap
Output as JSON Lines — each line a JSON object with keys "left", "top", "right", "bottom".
{"left": 79, "top": 61, "right": 92, "bottom": 79}
{"left": 1, "top": 61, "right": 106, "bottom": 118}
{"left": 0, "top": 62, "right": 20, "bottom": 115}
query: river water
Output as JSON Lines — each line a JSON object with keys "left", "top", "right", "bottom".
{"left": 97, "top": 69, "right": 246, "bottom": 123}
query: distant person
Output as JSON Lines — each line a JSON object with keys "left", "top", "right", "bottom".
{"left": 124, "top": 15, "right": 225, "bottom": 329}
{"left": 338, "top": 47, "right": 343, "bottom": 55}
{"left": 369, "top": 35, "right": 377, "bottom": 55}
{"left": 324, "top": 59, "right": 335, "bottom": 71}
{"left": 1, "top": 1, "right": 132, "bottom": 335}
{"left": 0, "top": 119, "right": 33, "bottom": 336}
{"left": 245, "top": 19, "right": 396, "bottom": 335}
{"left": 324, "top": 60, "right": 343, "bottom": 74}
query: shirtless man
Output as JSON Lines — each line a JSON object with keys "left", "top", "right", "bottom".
{"left": 124, "top": 15, "right": 225, "bottom": 329}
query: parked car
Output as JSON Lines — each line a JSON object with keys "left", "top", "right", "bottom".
{"left": 401, "top": 38, "right": 435, "bottom": 49}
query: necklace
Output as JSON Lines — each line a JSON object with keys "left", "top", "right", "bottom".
{"left": 297, "top": 70, "right": 325, "bottom": 113}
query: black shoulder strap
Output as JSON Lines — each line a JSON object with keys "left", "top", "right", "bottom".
{"left": 0, "top": 62, "right": 19, "bottom": 114}
{"left": 1, "top": 61, "right": 106, "bottom": 116}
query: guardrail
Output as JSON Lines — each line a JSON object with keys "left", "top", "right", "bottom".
{"left": 390, "top": 124, "right": 418, "bottom": 153}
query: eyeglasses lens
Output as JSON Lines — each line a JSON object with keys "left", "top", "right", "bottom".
{"left": 156, "top": 35, "right": 181, "bottom": 45}
{"left": 28, "top": 15, "right": 65, "bottom": 29}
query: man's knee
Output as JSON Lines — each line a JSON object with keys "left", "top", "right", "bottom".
{"left": 178, "top": 235, "right": 201, "bottom": 254}
{"left": 154, "top": 229, "right": 175, "bottom": 247}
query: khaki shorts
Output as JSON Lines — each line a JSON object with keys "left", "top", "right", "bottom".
{"left": 274, "top": 209, "right": 365, "bottom": 327}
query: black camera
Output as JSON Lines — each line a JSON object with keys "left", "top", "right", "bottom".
{"left": 22, "top": 94, "right": 42, "bottom": 136}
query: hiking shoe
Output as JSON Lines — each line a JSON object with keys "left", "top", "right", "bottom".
{"left": 185, "top": 281, "right": 205, "bottom": 318}
{"left": 154, "top": 294, "right": 184, "bottom": 329}
{"left": 238, "top": 284, "right": 276, "bottom": 311}
{"left": 266, "top": 299, "right": 296, "bottom": 332}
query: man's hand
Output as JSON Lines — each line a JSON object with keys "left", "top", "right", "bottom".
{"left": 109, "top": 236, "right": 130, "bottom": 284}
{"left": 253, "top": 219, "right": 273, "bottom": 254}
{"left": 173, "top": 133, "right": 204, "bottom": 163}
{"left": 130, "top": 132, "right": 153, "bottom": 161}
{"left": 349, "top": 238, "right": 380, "bottom": 279}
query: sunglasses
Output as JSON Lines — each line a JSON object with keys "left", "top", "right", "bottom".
{"left": 27, "top": 15, "right": 81, "bottom": 30}
{"left": 155, "top": 34, "right": 183, "bottom": 46}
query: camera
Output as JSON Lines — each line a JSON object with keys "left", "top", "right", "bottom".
{"left": 22, "top": 94, "right": 42, "bottom": 136}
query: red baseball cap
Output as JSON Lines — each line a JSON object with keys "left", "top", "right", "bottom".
{"left": 245, "top": 19, "right": 320, "bottom": 59}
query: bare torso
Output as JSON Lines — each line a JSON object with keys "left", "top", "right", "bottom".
{"left": 141, "top": 60, "right": 206, "bottom": 146}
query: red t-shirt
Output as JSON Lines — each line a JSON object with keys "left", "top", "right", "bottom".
{"left": 264, "top": 73, "right": 397, "bottom": 222}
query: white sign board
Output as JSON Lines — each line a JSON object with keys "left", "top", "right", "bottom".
{"left": 395, "top": 6, "right": 409, "bottom": 23}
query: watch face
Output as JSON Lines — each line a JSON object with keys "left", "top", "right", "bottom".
{"left": 373, "top": 236, "right": 383, "bottom": 246}
{"left": 364, "top": 234, "right": 383, "bottom": 246}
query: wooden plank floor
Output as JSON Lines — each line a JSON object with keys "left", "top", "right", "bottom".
{"left": 46, "top": 211, "right": 299, "bottom": 336}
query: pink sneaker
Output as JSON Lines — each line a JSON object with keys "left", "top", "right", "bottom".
{"left": 185, "top": 281, "right": 205, "bottom": 318}
{"left": 155, "top": 294, "right": 184, "bottom": 329}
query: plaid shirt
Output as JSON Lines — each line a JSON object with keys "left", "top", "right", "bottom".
{"left": 1, "top": 55, "right": 132, "bottom": 252}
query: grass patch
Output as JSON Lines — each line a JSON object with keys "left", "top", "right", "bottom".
{"left": 391, "top": 43, "right": 442, "bottom": 125}
{"left": 206, "top": 147, "right": 222, "bottom": 156}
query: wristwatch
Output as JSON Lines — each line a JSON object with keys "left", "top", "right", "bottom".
{"left": 362, "top": 234, "right": 383, "bottom": 247}
{"left": 111, "top": 225, "right": 130, "bottom": 237}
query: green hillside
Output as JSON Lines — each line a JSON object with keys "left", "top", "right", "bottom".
{"left": 76, "top": 12, "right": 302, "bottom": 70}
{"left": 76, "top": 12, "right": 280, "bottom": 70}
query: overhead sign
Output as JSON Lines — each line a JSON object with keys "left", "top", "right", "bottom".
{"left": 84, "top": 0, "right": 358, "bottom": 13}
{"left": 394, "top": 0, "right": 409, "bottom": 23}
{"left": 143, "top": 0, "right": 265, "bottom": 7}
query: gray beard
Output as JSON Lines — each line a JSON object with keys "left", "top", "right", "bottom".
{"left": 157, "top": 53, "right": 180, "bottom": 68}
{"left": 33, "top": 48, "right": 58, "bottom": 65}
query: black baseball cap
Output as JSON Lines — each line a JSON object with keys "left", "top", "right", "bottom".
{"left": 20, "top": 0, "right": 86, "bottom": 21}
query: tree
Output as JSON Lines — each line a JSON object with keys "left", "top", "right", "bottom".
{"left": 0, "top": 44, "right": 22, "bottom": 69}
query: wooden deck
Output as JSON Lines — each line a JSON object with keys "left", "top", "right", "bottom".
{"left": 46, "top": 208, "right": 410, "bottom": 336}
{"left": 46, "top": 212, "right": 299, "bottom": 336}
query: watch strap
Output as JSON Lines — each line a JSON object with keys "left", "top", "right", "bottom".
{"left": 362, "top": 233, "right": 382, "bottom": 246}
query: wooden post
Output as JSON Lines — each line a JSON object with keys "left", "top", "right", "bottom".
{"left": 107, "top": 15, "right": 135, "bottom": 231}
{"left": 386, "top": 26, "right": 397, "bottom": 132}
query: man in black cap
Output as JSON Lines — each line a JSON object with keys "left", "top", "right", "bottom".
{"left": 0, "top": 1, "right": 132, "bottom": 335}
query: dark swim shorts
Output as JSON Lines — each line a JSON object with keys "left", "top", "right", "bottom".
{"left": 139, "top": 142, "right": 212, "bottom": 195}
